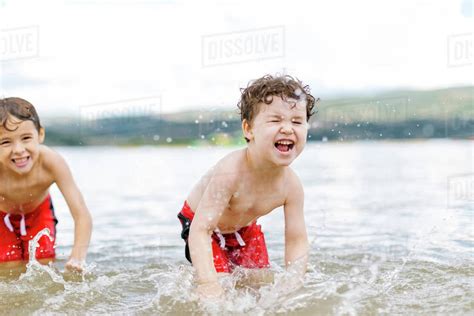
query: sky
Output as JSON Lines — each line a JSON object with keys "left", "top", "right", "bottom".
{"left": 0, "top": 0, "right": 472, "bottom": 118}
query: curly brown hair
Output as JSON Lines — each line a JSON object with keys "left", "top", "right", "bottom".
{"left": 0, "top": 97, "right": 42, "bottom": 132}
{"left": 237, "top": 74, "right": 318, "bottom": 125}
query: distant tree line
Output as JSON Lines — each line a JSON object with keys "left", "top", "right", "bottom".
{"left": 44, "top": 86, "right": 473, "bottom": 146}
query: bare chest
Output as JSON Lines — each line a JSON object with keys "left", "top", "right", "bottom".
{"left": 218, "top": 182, "right": 286, "bottom": 232}
{"left": 0, "top": 172, "right": 53, "bottom": 214}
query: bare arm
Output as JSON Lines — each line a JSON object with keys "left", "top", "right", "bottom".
{"left": 284, "top": 171, "right": 309, "bottom": 277}
{"left": 188, "top": 164, "right": 237, "bottom": 296}
{"left": 48, "top": 151, "right": 92, "bottom": 271}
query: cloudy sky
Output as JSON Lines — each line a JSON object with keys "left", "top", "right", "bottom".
{"left": 0, "top": 0, "right": 472, "bottom": 118}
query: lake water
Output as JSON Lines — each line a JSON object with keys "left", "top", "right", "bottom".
{"left": 0, "top": 140, "right": 472, "bottom": 315}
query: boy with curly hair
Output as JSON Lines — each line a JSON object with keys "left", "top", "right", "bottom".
{"left": 178, "top": 74, "right": 317, "bottom": 297}
{"left": 0, "top": 97, "right": 92, "bottom": 271}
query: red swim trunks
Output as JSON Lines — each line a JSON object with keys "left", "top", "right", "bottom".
{"left": 0, "top": 195, "right": 58, "bottom": 262}
{"left": 177, "top": 201, "right": 269, "bottom": 273}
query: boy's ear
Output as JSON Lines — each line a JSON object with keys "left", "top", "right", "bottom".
{"left": 242, "top": 119, "right": 253, "bottom": 142}
{"left": 39, "top": 128, "right": 45, "bottom": 143}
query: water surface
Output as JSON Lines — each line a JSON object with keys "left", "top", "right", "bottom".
{"left": 0, "top": 140, "right": 472, "bottom": 315}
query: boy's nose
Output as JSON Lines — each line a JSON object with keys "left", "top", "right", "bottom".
{"left": 12, "top": 142, "right": 26, "bottom": 154}
{"left": 280, "top": 123, "right": 294, "bottom": 134}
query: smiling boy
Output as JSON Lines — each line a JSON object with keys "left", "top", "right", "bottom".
{"left": 177, "top": 75, "right": 317, "bottom": 297}
{"left": 0, "top": 98, "right": 92, "bottom": 271}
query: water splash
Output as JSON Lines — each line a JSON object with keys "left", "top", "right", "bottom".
{"left": 19, "top": 228, "right": 65, "bottom": 285}
{"left": 27, "top": 228, "right": 54, "bottom": 265}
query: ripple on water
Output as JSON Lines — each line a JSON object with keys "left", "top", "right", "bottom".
{"left": 0, "top": 250, "right": 472, "bottom": 315}
{"left": 1, "top": 142, "right": 472, "bottom": 314}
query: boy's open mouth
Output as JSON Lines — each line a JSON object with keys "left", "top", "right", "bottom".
{"left": 11, "top": 156, "right": 30, "bottom": 168}
{"left": 274, "top": 140, "right": 294, "bottom": 153}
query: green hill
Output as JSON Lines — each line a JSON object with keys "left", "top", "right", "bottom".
{"left": 43, "top": 86, "right": 473, "bottom": 146}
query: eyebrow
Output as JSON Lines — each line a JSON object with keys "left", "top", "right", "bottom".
{"left": 0, "top": 132, "right": 32, "bottom": 140}
{"left": 291, "top": 116, "right": 305, "bottom": 120}
{"left": 267, "top": 114, "right": 283, "bottom": 118}
{"left": 266, "top": 113, "right": 305, "bottom": 120}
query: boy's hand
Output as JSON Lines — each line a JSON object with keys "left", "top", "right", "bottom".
{"left": 196, "top": 281, "right": 224, "bottom": 299}
{"left": 65, "top": 257, "right": 85, "bottom": 273}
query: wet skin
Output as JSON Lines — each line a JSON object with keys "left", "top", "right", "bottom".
{"left": 186, "top": 96, "right": 310, "bottom": 298}
{"left": 0, "top": 117, "right": 92, "bottom": 272}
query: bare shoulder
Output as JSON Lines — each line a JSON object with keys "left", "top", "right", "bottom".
{"left": 284, "top": 168, "right": 304, "bottom": 203}
{"left": 187, "top": 149, "right": 245, "bottom": 208}
{"left": 209, "top": 149, "right": 246, "bottom": 185}
{"left": 40, "top": 145, "right": 68, "bottom": 173}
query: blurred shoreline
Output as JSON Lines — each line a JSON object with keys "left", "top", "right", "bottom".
{"left": 43, "top": 86, "right": 473, "bottom": 146}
